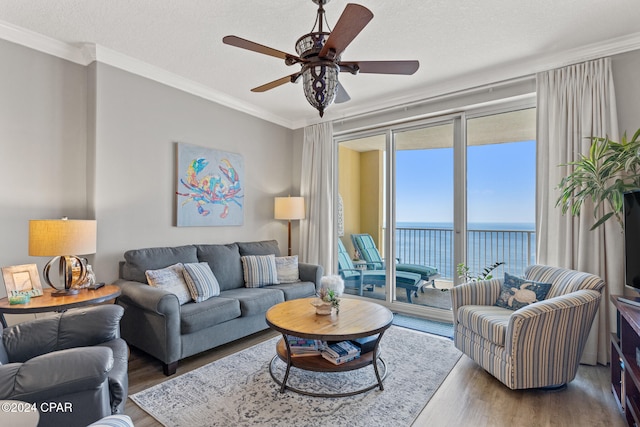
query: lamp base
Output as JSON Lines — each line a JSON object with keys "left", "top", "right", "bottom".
{"left": 43, "top": 255, "right": 87, "bottom": 297}
{"left": 51, "top": 288, "right": 79, "bottom": 297}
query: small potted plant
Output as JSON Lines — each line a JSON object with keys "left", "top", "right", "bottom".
{"left": 312, "top": 275, "right": 344, "bottom": 314}
{"left": 456, "top": 261, "right": 505, "bottom": 283}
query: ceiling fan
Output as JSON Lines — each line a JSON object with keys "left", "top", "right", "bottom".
{"left": 223, "top": 0, "right": 419, "bottom": 117}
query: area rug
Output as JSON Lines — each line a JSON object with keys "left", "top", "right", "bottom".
{"left": 130, "top": 326, "right": 461, "bottom": 427}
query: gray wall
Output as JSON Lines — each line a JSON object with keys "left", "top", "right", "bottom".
{"left": 90, "top": 63, "right": 296, "bottom": 281}
{"left": 0, "top": 39, "right": 88, "bottom": 323}
{"left": 612, "top": 50, "right": 640, "bottom": 139}
{"left": 0, "top": 40, "right": 299, "bottom": 325}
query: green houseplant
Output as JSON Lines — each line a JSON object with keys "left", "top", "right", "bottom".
{"left": 557, "top": 128, "right": 640, "bottom": 230}
{"left": 457, "top": 261, "right": 505, "bottom": 283}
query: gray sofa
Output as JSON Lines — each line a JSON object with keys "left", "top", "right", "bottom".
{"left": 115, "top": 240, "right": 322, "bottom": 375}
{"left": 0, "top": 305, "right": 128, "bottom": 427}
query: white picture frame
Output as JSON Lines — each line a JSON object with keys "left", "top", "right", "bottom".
{"left": 2, "top": 263, "right": 44, "bottom": 297}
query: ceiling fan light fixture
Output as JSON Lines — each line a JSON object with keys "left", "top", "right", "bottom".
{"left": 302, "top": 61, "right": 339, "bottom": 117}
{"left": 296, "top": 32, "right": 330, "bottom": 58}
{"left": 223, "top": 1, "right": 418, "bottom": 118}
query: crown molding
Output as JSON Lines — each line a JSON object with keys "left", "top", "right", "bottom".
{"left": 0, "top": 20, "right": 295, "bottom": 129}
{"left": 2, "top": 19, "right": 640, "bottom": 130}
{"left": 0, "top": 20, "right": 87, "bottom": 64}
{"left": 88, "top": 44, "right": 295, "bottom": 129}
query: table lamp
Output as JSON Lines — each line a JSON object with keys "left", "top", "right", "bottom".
{"left": 274, "top": 196, "right": 305, "bottom": 256}
{"left": 29, "top": 218, "right": 97, "bottom": 297}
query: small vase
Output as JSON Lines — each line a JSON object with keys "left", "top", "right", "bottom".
{"left": 311, "top": 298, "right": 333, "bottom": 315}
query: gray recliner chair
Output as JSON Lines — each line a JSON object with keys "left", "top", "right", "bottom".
{"left": 0, "top": 305, "right": 128, "bottom": 427}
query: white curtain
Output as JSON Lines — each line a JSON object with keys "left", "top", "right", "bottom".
{"left": 536, "top": 57, "right": 622, "bottom": 365}
{"left": 300, "top": 122, "right": 335, "bottom": 274}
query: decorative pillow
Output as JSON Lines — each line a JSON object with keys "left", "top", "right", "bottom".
{"left": 145, "top": 263, "right": 192, "bottom": 305}
{"left": 241, "top": 254, "right": 279, "bottom": 288}
{"left": 494, "top": 272, "right": 552, "bottom": 311}
{"left": 275, "top": 256, "right": 300, "bottom": 284}
{"left": 183, "top": 262, "right": 221, "bottom": 302}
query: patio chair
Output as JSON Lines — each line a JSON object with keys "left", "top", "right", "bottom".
{"left": 337, "top": 239, "right": 423, "bottom": 303}
{"left": 350, "top": 233, "right": 439, "bottom": 292}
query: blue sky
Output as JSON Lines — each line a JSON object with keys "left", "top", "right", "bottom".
{"left": 396, "top": 140, "right": 536, "bottom": 224}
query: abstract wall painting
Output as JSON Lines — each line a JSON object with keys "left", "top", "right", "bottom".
{"left": 176, "top": 142, "right": 244, "bottom": 226}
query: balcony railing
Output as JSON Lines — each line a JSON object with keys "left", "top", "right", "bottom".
{"left": 395, "top": 226, "right": 536, "bottom": 280}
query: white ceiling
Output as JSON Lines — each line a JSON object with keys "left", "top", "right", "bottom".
{"left": 1, "top": 0, "right": 639, "bottom": 129}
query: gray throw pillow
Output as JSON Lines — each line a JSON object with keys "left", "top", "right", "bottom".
{"left": 145, "top": 263, "right": 192, "bottom": 305}
{"left": 275, "top": 256, "right": 300, "bottom": 283}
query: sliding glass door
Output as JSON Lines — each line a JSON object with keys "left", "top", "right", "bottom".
{"left": 392, "top": 120, "right": 456, "bottom": 309}
{"left": 465, "top": 108, "right": 537, "bottom": 280}
{"left": 336, "top": 103, "right": 536, "bottom": 318}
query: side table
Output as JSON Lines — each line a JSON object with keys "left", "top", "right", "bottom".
{"left": 0, "top": 285, "right": 121, "bottom": 328}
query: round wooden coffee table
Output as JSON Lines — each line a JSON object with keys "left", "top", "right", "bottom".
{"left": 265, "top": 297, "right": 393, "bottom": 397}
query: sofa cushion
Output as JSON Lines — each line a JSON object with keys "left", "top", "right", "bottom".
{"left": 183, "top": 262, "right": 221, "bottom": 302}
{"left": 122, "top": 245, "right": 198, "bottom": 283}
{"left": 237, "top": 240, "right": 281, "bottom": 256}
{"left": 196, "top": 243, "right": 244, "bottom": 291}
{"left": 275, "top": 256, "right": 300, "bottom": 283}
{"left": 145, "top": 263, "right": 192, "bottom": 305}
{"left": 269, "top": 281, "right": 316, "bottom": 300}
{"left": 180, "top": 297, "right": 241, "bottom": 334}
{"left": 241, "top": 255, "right": 279, "bottom": 287}
{"left": 495, "top": 272, "right": 552, "bottom": 311}
{"left": 456, "top": 305, "right": 512, "bottom": 346}
{"left": 219, "top": 288, "right": 284, "bottom": 317}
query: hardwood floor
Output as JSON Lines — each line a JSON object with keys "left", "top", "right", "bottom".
{"left": 415, "top": 357, "right": 625, "bottom": 427}
{"left": 126, "top": 329, "right": 626, "bottom": 427}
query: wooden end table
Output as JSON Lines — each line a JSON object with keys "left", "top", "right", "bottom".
{"left": 0, "top": 285, "right": 121, "bottom": 328}
{"left": 265, "top": 297, "right": 393, "bottom": 397}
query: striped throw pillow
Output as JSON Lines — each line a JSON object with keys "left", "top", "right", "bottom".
{"left": 241, "top": 254, "right": 279, "bottom": 288}
{"left": 183, "top": 262, "right": 221, "bottom": 302}
{"left": 275, "top": 256, "right": 300, "bottom": 283}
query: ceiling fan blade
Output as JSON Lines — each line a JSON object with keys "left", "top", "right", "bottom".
{"left": 319, "top": 4, "right": 374, "bottom": 59}
{"left": 251, "top": 73, "right": 301, "bottom": 93}
{"left": 340, "top": 60, "right": 420, "bottom": 75}
{"left": 335, "top": 82, "right": 351, "bottom": 104}
{"left": 223, "top": 35, "right": 302, "bottom": 63}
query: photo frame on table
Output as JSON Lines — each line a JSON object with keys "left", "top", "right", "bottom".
{"left": 2, "top": 264, "right": 44, "bottom": 297}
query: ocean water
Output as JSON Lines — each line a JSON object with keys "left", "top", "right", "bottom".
{"left": 398, "top": 222, "right": 535, "bottom": 231}
{"left": 394, "top": 222, "right": 536, "bottom": 279}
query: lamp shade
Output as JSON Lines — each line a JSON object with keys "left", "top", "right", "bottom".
{"left": 274, "top": 197, "right": 305, "bottom": 221}
{"left": 29, "top": 219, "right": 97, "bottom": 256}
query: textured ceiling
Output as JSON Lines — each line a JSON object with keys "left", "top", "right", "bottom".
{"left": 0, "top": 0, "right": 639, "bottom": 128}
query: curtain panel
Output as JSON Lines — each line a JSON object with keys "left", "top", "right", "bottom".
{"left": 299, "top": 122, "right": 335, "bottom": 274}
{"left": 536, "top": 57, "right": 622, "bottom": 365}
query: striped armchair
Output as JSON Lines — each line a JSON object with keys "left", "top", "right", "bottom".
{"left": 450, "top": 265, "right": 604, "bottom": 389}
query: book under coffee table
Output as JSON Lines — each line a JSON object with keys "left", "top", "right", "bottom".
{"left": 265, "top": 297, "right": 393, "bottom": 397}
